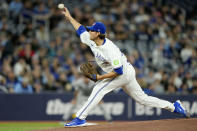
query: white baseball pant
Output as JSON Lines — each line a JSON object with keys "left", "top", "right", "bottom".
{"left": 76, "top": 63, "right": 175, "bottom": 120}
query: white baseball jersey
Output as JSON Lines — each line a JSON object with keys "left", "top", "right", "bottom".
{"left": 80, "top": 31, "right": 127, "bottom": 74}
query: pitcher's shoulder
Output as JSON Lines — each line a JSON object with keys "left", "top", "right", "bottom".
{"left": 104, "top": 38, "right": 117, "bottom": 48}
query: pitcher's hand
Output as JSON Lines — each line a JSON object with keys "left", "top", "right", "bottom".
{"left": 61, "top": 7, "right": 71, "bottom": 19}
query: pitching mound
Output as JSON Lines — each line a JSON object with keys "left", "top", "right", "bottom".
{"left": 37, "top": 118, "right": 197, "bottom": 131}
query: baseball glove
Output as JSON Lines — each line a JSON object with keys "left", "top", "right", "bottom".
{"left": 80, "top": 62, "right": 98, "bottom": 82}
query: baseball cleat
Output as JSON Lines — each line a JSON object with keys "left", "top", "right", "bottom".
{"left": 173, "top": 100, "right": 190, "bottom": 118}
{"left": 64, "top": 117, "right": 86, "bottom": 127}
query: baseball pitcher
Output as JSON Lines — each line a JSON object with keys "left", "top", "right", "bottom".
{"left": 60, "top": 6, "right": 190, "bottom": 127}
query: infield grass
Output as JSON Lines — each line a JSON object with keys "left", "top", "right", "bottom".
{"left": 0, "top": 121, "right": 62, "bottom": 131}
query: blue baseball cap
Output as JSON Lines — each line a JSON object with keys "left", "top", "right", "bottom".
{"left": 86, "top": 22, "right": 106, "bottom": 34}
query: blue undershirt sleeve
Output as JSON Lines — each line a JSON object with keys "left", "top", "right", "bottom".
{"left": 76, "top": 25, "right": 86, "bottom": 37}
{"left": 113, "top": 66, "right": 123, "bottom": 75}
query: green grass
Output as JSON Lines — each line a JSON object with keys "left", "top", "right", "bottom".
{"left": 0, "top": 122, "right": 62, "bottom": 131}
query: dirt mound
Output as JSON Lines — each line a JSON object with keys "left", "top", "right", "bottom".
{"left": 38, "top": 118, "right": 197, "bottom": 131}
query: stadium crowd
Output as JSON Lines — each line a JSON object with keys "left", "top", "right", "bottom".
{"left": 0, "top": 0, "right": 197, "bottom": 94}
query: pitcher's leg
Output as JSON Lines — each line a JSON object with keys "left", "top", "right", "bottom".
{"left": 124, "top": 78, "right": 175, "bottom": 112}
{"left": 76, "top": 78, "right": 116, "bottom": 120}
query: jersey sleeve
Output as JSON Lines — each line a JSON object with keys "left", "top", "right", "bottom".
{"left": 110, "top": 50, "right": 123, "bottom": 75}
{"left": 76, "top": 25, "right": 95, "bottom": 47}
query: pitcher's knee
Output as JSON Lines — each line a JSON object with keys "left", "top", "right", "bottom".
{"left": 134, "top": 95, "right": 149, "bottom": 105}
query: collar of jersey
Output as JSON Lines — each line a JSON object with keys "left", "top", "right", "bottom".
{"left": 102, "top": 38, "right": 106, "bottom": 45}
{"left": 95, "top": 38, "right": 106, "bottom": 47}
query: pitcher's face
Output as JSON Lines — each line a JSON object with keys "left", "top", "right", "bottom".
{"left": 89, "top": 31, "right": 99, "bottom": 40}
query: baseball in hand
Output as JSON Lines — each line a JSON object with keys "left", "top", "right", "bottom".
{"left": 58, "top": 3, "right": 64, "bottom": 9}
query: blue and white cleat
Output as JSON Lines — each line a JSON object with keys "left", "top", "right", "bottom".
{"left": 64, "top": 117, "right": 86, "bottom": 127}
{"left": 173, "top": 100, "right": 190, "bottom": 118}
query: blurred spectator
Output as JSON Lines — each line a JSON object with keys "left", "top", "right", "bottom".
{"left": 9, "top": 0, "right": 23, "bottom": 18}
{"left": 6, "top": 70, "right": 17, "bottom": 93}
{"left": 32, "top": 65, "right": 42, "bottom": 93}
{"left": 33, "top": 2, "right": 50, "bottom": 26}
{"left": 14, "top": 77, "right": 33, "bottom": 94}
{"left": 0, "top": 75, "right": 8, "bottom": 93}
{"left": 19, "top": 44, "right": 35, "bottom": 64}
{"left": 192, "top": 77, "right": 197, "bottom": 94}
{"left": 167, "top": 84, "right": 176, "bottom": 94}
{"left": 14, "top": 58, "right": 30, "bottom": 77}
{"left": 22, "top": 23, "right": 35, "bottom": 38}
{"left": 152, "top": 42, "right": 165, "bottom": 68}
{"left": 0, "top": 0, "right": 196, "bottom": 95}
{"left": 2, "top": 32, "right": 15, "bottom": 59}
{"left": 36, "top": 25, "right": 49, "bottom": 45}
{"left": 21, "top": 1, "right": 33, "bottom": 24}
{"left": 42, "top": 67, "right": 56, "bottom": 91}
{"left": 180, "top": 44, "right": 193, "bottom": 67}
